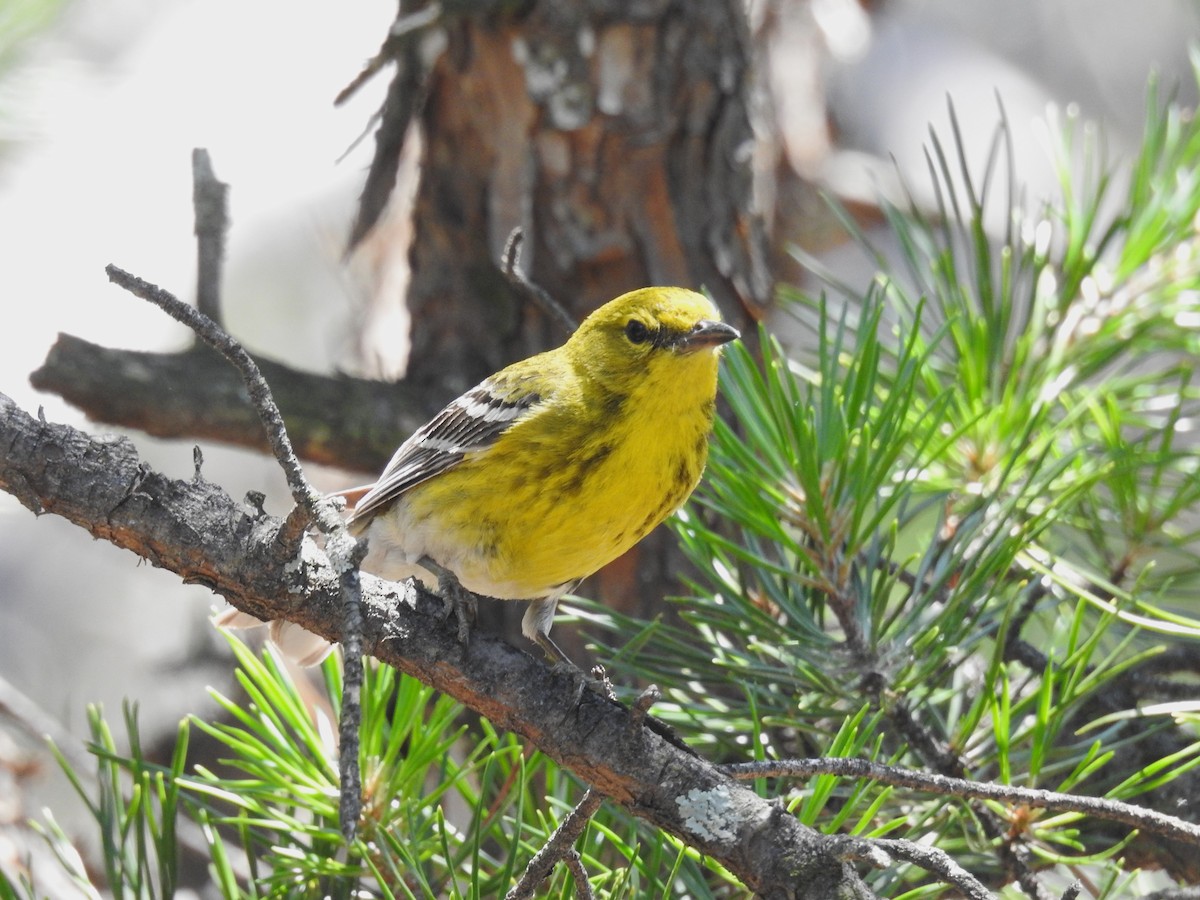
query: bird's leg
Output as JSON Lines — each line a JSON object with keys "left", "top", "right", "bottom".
{"left": 522, "top": 599, "right": 615, "bottom": 700}
{"left": 522, "top": 598, "right": 573, "bottom": 668}
{"left": 418, "top": 556, "right": 477, "bottom": 645}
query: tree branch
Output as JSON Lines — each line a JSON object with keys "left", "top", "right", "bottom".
{"left": 0, "top": 391, "right": 875, "bottom": 899}
{"left": 501, "top": 227, "right": 577, "bottom": 336}
{"left": 507, "top": 789, "right": 604, "bottom": 900}
{"left": 192, "top": 148, "right": 229, "bottom": 325}
{"left": 342, "top": 2, "right": 436, "bottom": 254}
{"left": 29, "top": 334, "right": 430, "bottom": 474}
{"left": 102, "top": 263, "right": 372, "bottom": 843}
{"left": 868, "top": 840, "right": 992, "bottom": 900}
{"left": 724, "top": 758, "right": 1200, "bottom": 848}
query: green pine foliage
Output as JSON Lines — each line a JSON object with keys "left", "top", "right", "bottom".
{"left": 5, "top": 632, "right": 738, "bottom": 899}
{"left": 7, "top": 60, "right": 1200, "bottom": 900}
{"left": 587, "top": 67, "right": 1200, "bottom": 896}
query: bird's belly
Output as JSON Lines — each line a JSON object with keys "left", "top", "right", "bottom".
{"left": 367, "top": 433, "right": 705, "bottom": 599}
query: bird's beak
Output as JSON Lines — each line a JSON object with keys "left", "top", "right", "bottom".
{"left": 677, "top": 319, "right": 740, "bottom": 353}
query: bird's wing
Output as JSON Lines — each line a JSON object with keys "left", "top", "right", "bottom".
{"left": 346, "top": 370, "right": 545, "bottom": 526}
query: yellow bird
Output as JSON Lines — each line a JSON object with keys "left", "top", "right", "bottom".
{"left": 240, "top": 287, "right": 738, "bottom": 667}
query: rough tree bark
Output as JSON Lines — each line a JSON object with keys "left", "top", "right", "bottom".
{"left": 394, "top": 1, "right": 770, "bottom": 394}
{"left": 0, "top": 392, "right": 877, "bottom": 899}
{"left": 29, "top": 337, "right": 429, "bottom": 473}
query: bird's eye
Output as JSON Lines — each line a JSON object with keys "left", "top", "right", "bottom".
{"left": 625, "top": 320, "right": 650, "bottom": 344}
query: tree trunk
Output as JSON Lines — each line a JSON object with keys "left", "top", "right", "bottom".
{"left": 372, "top": 1, "right": 774, "bottom": 655}
{"left": 403, "top": 0, "right": 770, "bottom": 395}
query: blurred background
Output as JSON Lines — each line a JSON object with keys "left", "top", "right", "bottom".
{"left": 1, "top": 0, "right": 1197, "bottom": 887}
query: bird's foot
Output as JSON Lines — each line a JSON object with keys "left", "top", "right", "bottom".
{"left": 437, "top": 572, "right": 478, "bottom": 645}
{"left": 548, "top": 658, "right": 614, "bottom": 705}
{"left": 418, "top": 556, "right": 477, "bottom": 646}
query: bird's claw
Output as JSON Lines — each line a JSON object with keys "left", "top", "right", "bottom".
{"left": 434, "top": 571, "right": 477, "bottom": 646}
{"left": 551, "top": 660, "right": 615, "bottom": 705}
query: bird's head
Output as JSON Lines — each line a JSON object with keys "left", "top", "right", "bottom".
{"left": 566, "top": 287, "right": 740, "bottom": 392}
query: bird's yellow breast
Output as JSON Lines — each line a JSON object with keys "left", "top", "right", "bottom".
{"left": 392, "top": 348, "right": 719, "bottom": 599}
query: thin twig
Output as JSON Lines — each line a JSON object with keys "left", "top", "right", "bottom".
{"left": 833, "top": 833, "right": 994, "bottom": 900}
{"left": 630, "top": 684, "right": 660, "bottom": 729}
{"left": 192, "top": 149, "right": 229, "bottom": 326}
{"left": 563, "top": 850, "right": 595, "bottom": 900}
{"left": 273, "top": 502, "right": 315, "bottom": 563}
{"left": 506, "top": 789, "right": 604, "bottom": 900}
{"left": 333, "top": 532, "right": 367, "bottom": 843}
{"left": 334, "top": 2, "right": 443, "bottom": 107}
{"left": 104, "top": 264, "right": 367, "bottom": 845}
{"left": 879, "top": 688, "right": 1044, "bottom": 895}
{"left": 871, "top": 838, "right": 994, "bottom": 900}
{"left": 106, "top": 267, "right": 313, "bottom": 510}
{"left": 500, "top": 227, "right": 578, "bottom": 335}
{"left": 722, "top": 757, "right": 1200, "bottom": 847}
{"left": 342, "top": 4, "right": 437, "bottom": 252}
